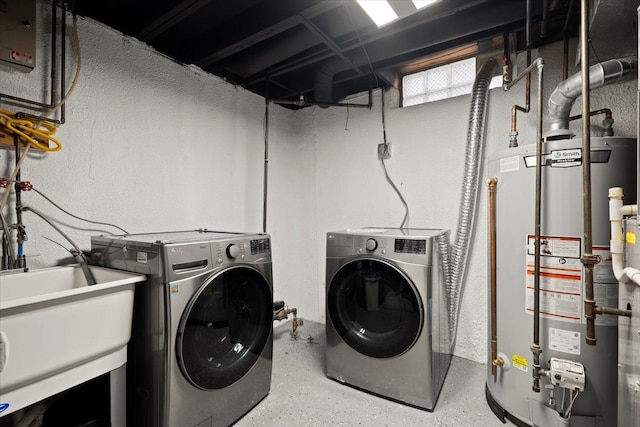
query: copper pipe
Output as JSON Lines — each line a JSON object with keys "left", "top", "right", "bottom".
{"left": 579, "top": 0, "right": 598, "bottom": 346}
{"left": 569, "top": 108, "right": 614, "bottom": 137}
{"left": 488, "top": 177, "right": 501, "bottom": 377}
{"left": 509, "top": 51, "right": 531, "bottom": 148}
{"left": 508, "top": 0, "right": 532, "bottom": 148}
{"left": 562, "top": 0, "right": 575, "bottom": 80}
{"left": 563, "top": 37, "right": 570, "bottom": 80}
{"left": 263, "top": 81, "right": 269, "bottom": 233}
{"left": 595, "top": 306, "right": 632, "bottom": 317}
{"left": 273, "top": 306, "right": 303, "bottom": 336}
{"left": 569, "top": 108, "right": 612, "bottom": 121}
{"left": 531, "top": 56, "right": 545, "bottom": 393}
{"left": 505, "top": 57, "right": 546, "bottom": 391}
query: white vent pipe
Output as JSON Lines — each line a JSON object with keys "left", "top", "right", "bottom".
{"left": 608, "top": 187, "right": 640, "bottom": 286}
{"left": 546, "top": 58, "right": 637, "bottom": 139}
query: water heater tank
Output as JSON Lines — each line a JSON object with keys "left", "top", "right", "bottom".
{"left": 485, "top": 137, "right": 636, "bottom": 426}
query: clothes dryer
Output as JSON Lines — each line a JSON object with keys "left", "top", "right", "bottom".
{"left": 91, "top": 230, "right": 273, "bottom": 427}
{"left": 325, "top": 228, "right": 451, "bottom": 411}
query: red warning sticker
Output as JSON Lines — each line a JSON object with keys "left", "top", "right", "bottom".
{"left": 10, "top": 50, "right": 34, "bottom": 65}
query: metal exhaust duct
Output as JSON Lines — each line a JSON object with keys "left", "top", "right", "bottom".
{"left": 545, "top": 58, "right": 637, "bottom": 140}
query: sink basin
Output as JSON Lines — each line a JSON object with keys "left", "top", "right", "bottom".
{"left": 0, "top": 265, "right": 145, "bottom": 417}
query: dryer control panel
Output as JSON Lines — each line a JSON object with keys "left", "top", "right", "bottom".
{"left": 394, "top": 239, "right": 427, "bottom": 254}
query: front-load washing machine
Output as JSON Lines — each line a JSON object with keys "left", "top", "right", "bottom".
{"left": 325, "top": 228, "right": 452, "bottom": 411}
{"left": 91, "top": 229, "right": 273, "bottom": 427}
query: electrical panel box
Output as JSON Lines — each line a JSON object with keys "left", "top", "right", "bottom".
{"left": 0, "top": 0, "right": 36, "bottom": 72}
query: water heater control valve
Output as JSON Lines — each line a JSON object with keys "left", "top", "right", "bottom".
{"left": 549, "top": 358, "right": 585, "bottom": 391}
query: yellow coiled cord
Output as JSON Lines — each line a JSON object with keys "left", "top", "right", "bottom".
{"left": 0, "top": 109, "right": 62, "bottom": 152}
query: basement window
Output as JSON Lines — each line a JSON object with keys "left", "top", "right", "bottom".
{"left": 402, "top": 57, "right": 502, "bottom": 107}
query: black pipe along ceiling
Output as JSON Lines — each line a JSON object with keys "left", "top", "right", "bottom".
{"left": 75, "top": 0, "right": 579, "bottom": 108}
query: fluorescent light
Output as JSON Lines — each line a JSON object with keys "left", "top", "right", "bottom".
{"left": 356, "top": 0, "right": 398, "bottom": 27}
{"left": 411, "top": 0, "right": 440, "bottom": 9}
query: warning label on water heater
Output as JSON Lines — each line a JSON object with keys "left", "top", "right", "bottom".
{"left": 525, "top": 235, "right": 583, "bottom": 323}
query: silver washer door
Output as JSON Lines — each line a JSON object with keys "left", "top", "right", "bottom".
{"left": 176, "top": 265, "right": 272, "bottom": 390}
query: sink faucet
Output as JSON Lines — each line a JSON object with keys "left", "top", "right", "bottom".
{"left": 21, "top": 206, "right": 97, "bottom": 286}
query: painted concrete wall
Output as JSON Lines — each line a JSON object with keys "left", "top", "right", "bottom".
{"left": 1, "top": 3, "right": 277, "bottom": 269}
{"left": 1, "top": 2, "right": 636, "bottom": 363}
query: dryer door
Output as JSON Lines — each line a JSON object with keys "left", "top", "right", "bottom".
{"left": 176, "top": 265, "right": 272, "bottom": 390}
{"left": 327, "top": 258, "right": 423, "bottom": 358}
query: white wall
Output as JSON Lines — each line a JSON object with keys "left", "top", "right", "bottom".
{"left": 1, "top": 2, "right": 636, "bottom": 363}
{"left": 1, "top": 3, "right": 284, "bottom": 268}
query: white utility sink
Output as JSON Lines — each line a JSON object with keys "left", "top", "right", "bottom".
{"left": 0, "top": 265, "right": 145, "bottom": 417}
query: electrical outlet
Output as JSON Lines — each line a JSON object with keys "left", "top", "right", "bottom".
{"left": 378, "top": 142, "right": 391, "bottom": 160}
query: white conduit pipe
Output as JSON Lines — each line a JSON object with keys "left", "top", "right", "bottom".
{"left": 608, "top": 187, "right": 640, "bottom": 286}
{"left": 448, "top": 58, "right": 497, "bottom": 342}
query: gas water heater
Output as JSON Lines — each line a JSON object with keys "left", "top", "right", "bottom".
{"left": 486, "top": 136, "right": 636, "bottom": 426}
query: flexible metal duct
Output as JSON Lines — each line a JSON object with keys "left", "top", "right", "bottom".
{"left": 546, "top": 58, "right": 637, "bottom": 139}
{"left": 448, "top": 58, "right": 497, "bottom": 343}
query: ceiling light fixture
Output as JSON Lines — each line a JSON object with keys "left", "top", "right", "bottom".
{"left": 356, "top": 0, "right": 398, "bottom": 27}
{"left": 357, "top": 0, "right": 441, "bottom": 28}
{"left": 412, "top": 0, "right": 440, "bottom": 9}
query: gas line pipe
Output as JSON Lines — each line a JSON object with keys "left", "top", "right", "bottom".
{"left": 488, "top": 177, "right": 504, "bottom": 377}
{"left": 503, "top": 56, "right": 545, "bottom": 392}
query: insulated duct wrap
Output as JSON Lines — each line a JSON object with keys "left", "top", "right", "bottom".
{"left": 448, "top": 58, "right": 497, "bottom": 343}
{"left": 546, "top": 58, "right": 637, "bottom": 138}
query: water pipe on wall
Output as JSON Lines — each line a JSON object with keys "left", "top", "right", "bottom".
{"left": 263, "top": 82, "right": 269, "bottom": 233}
{"left": 273, "top": 300, "right": 304, "bottom": 338}
{"left": 505, "top": 55, "right": 545, "bottom": 392}
{"left": 506, "top": 0, "right": 533, "bottom": 149}
{"left": 14, "top": 136, "right": 27, "bottom": 269}
{"left": 1, "top": 2, "right": 82, "bottom": 267}
{"left": 569, "top": 108, "right": 615, "bottom": 137}
{"left": 579, "top": 0, "right": 597, "bottom": 346}
{"left": 576, "top": 0, "right": 638, "bottom": 346}
{"left": 561, "top": 0, "right": 575, "bottom": 80}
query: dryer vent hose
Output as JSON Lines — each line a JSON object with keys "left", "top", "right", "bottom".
{"left": 447, "top": 58, "right": 497, "bottom": 346}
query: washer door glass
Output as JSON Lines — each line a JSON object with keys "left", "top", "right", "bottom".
{"left": 177, "top": 266, "right": 272, "bottom": 390}
{"left": 328, "top": 258, "right": 423, "bottom": 358}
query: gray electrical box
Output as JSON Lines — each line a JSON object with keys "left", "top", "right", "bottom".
{"left": 0, "top": 0, "right": 36, "bottom": 72}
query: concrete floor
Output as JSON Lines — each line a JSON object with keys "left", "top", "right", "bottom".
{"left": 236, "top": 320, "right": 504, "bottom": 427}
